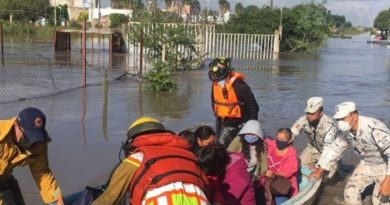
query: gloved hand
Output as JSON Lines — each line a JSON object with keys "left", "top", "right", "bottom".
{"left": 309, "top": 167, "right": 324, "bottom": 180}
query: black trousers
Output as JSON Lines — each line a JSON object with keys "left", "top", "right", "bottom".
{"left": 0, "top": 175, "right": 25, "bottom": 205}
{"left": 216, "top": 118, "right": 240, "bottom": 148}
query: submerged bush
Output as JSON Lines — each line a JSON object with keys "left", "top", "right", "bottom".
{"left": 129, "top": 23, "right": 199, "bottom": 91}
{"left": 144, "top": 61, "right": 177, "bottom": 92}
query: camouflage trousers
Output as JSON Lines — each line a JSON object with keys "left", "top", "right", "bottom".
{"left": 300, "top": 144, "right": 337, "bottom": 177}
{"left": 300, "top": 144, "right": 322, "bottom": 166}
{"left": 344, "top": 161, "right": 389, "bottom": 205}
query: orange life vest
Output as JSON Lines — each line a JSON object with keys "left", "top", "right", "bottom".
{"left": 128, "top": 132, "right": 208, "bottom": 205}
{"left": 212, "top": 72, "right": 245, "bottom": 119}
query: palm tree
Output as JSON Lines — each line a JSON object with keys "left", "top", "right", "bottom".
{"left": 234, "top": 3, "right": 243, "bottom": 15}
{"left": 183, "top": 0, "right": 200, "bottom": 15}
{"left": 224, "top": 1, "right": 230, "bottom": 13}
{"left": 192, "top": 0, "right": 201, "bottom": 15}
{"left": 218, "top": 0, "right": 230, "bottom": 14}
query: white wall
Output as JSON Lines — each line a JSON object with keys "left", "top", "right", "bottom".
{"left": 50, "top": 0, "right": 111, "bottom": 8}
{"left": 89, "top": 8, "right": 133, "bottom": 20}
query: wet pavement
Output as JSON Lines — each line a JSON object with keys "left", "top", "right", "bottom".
{"left": 0, "top": 33, "right": 389, "bottom": 204}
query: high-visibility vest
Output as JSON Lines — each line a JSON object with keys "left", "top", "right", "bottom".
{"left": 212, "top": 72, "right": 245, "bottom": 119}
{"left": 128, "top": 132, "right": 208, "bottom": 205}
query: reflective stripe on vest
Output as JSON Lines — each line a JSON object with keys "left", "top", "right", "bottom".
{"left": 212, "top": 72, "right": 244, "bottom": 119}
{"left": 142, "top": 182, "right": 209, "bottom": 205}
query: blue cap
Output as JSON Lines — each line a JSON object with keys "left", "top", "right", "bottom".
{"left": 17, "top": 107, "right": 47, "bottom": 143}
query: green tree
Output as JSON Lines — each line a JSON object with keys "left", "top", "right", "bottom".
{"left": 58, "top": 4, "right": 69, "bottom": 22}
{"left": 234, "top": 3, "right": 244, "bottom": 15}
{"left": 109, "top": 13, "right": 129, "bottom": 28}
{"left": 0, "top": 0, "right": 50, "bottom": 22}
{"left": 344, "top": 21, "right": 352, "bottom": 28}
{"left": 183, "top": 0, "right": 201, "bottom": 15}
{"left": 78, "top": 11, "right": 89, "bottom": 21}
{"left": 133, "top": 9, "right": 183, "bottom": 23}
{"left": 112, "top": 0, "right": 135, "bottom": 8}
{"left": 112, "top": 0, "right": 145, "bottom": 10}
{"left": 222, "top": 3, "right": 330, "bottom": 52}
{"left": 282, "top": 3, "right": 330, "bottom": 52}
{"left": 374, "top": 9, "right": 390, "bottom": 30}
{"left": 223, "top": 6, "right": 279, "bottom": 34}
{"left": 192, "top": 0, "right": 201, "bottom": 15}
{"left": 326, "top": 11, "right": 346, "bottom": 28}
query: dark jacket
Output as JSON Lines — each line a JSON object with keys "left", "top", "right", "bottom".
{"left": 212, "top": 78, "right": 259, "bottom": 127}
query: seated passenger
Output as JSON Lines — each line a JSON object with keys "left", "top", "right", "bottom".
{"left": 178, "top": 129, "right": 195, "bottom": 150}
{"left": 227, "top": 120, "right": 267, "bottom": 177}
{"left": 265, "top": 128, "right": 299, "bottom": 205}
{"left": 196, "top": 144, "right": 255, "bottom": 205}
{"left": 194, "top": 125, "right": 217, "bottom": 149}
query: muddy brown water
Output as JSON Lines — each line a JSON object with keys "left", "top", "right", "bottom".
{"left": 0, "top": 34, "right": 389, "bottom": 204}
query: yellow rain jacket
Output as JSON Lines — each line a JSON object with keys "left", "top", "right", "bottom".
{"left": 0, "top": 117, "right": 62, "bottom": 204}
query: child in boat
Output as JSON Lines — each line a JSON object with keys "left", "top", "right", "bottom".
{"left": 196, "top": 144, "right": 256, "bottom": 205}
{"left": 265, "top": 128, "right": 299, "bottom": 205}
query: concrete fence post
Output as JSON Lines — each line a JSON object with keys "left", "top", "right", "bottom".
{"left": 273, "top": 29, "right": 280, "bottom": 60}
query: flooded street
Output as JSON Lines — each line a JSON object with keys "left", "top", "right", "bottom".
{"left": 0, "top": 33, "right": 389, "bottom": 204}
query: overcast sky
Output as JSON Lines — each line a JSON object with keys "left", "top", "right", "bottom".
{"left": 201, "top": 0, "right": 390, "bottom": 26}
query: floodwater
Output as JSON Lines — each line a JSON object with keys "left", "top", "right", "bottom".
{"left": 0, "top": 33, "right": 389, "bottom": 204}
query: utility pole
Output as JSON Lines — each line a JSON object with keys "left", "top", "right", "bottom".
{"left": 1, "top": 21, "right": 4, "bottom": 66}
{"left": 54, "top": 0, "right": 57, "bottom": 26}
{"left": 98, "top": 0, "right": 101, "bottom": 25}
{"left": 44, "top": 1, "right": 47, "bottom": 21}
{"left": 90, "top": 0, "right": 94, "bottom": 26}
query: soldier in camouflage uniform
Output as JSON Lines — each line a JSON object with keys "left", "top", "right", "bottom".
{"left": 291, "top": 97, "right": 337, "bottom": 173}
{"left": 311, "top": 102, "right": 390, "bottom": 205}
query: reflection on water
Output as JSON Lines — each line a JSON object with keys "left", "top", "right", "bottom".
{"left": 142, "top": 79, "right": 192, "bottom": 119}
{"left": 138, "top": 83, "right": 144, "bottom": 116}
{"left": 143, "top": 90, "right": 189, "bottom": 119}
{"left": 81, "top": 87, "right": 87, "bottom": 144}
{"left": 102, "top": 70, "right": 109, "bottom": 140}
{"left": 2, "top": 36, "right": 127, "bottom": 70}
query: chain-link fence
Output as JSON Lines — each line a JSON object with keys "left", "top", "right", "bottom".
{"left": 0, "top": 40, "right": 127, "bottom": 104}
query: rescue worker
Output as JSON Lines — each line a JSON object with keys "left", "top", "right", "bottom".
{"left": 0, "top": 107, "right": 64, "bottom": 205}
{"left": 92, "top": 117, "right": 209, "bottom": 205}
{"left": 311, "top": 102, "right": 390, "bottom": 205}
{"left": 208, "top": 57, "right": 259, "bottom": 148}
{"left": 290, "top": 97, "right": 337, "bottom": 175}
